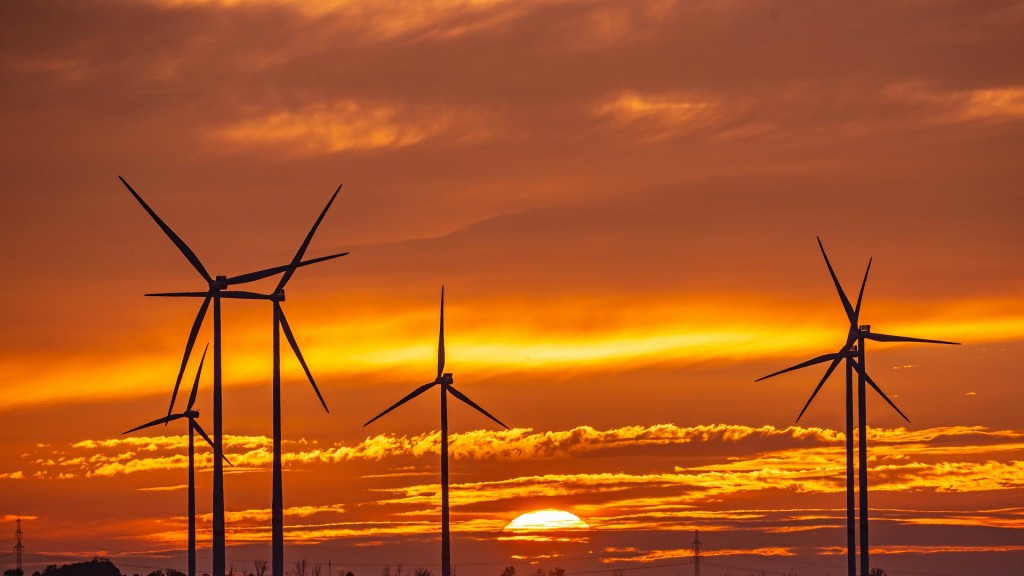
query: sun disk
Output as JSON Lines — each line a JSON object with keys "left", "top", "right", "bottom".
{"left": 504, "top": 509, "right": 590, "bottom": 532}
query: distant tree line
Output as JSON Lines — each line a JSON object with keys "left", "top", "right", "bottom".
{"left": 3, "top": 557, "right": 121, "bottom": 576}
{"left": 8, "top": 557, "right": 889, "bottom": 576}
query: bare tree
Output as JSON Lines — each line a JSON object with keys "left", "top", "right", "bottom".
{"left": 254, "top": 562, "right": 267, "bottom": 576}
{"left": 292, "top": 561, "right": 307, "bottom": 576}
{"left": 499, "top": 567, "right": 515, "bottom": 576}
{"left": 547, "top": 569, "right": 565, "bottom": 576}
{"left": 412, "top": 570, "right": 433, "bottom": 576}
{"left": 311, "top": 565, "right": 322, "bottom": 576}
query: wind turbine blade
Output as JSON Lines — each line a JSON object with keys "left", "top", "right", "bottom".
{"left": 224, "top": 252, "right": 349, "bottom": 286}
{"left": 276, "top": 184, "right": 342, "bottom": 293}
{"left": 817, "top": 237, "right": 856, "bottom": 324}
{"left": 146, "top": 291, "right": 211, "bottom": 298}
{"left": 124, "top": 413, "right": 185, "bottom": 434}
{"left": 120, "top": 176, "right": 212, "bottom": 283}
{"left": 192, "top": 420, "right": 234, "bottom": 467}
{"left": 279, "top": 308, "right": 329, "bottom": 413}
{"left": 446, "top": 384, "right": 508, "bottom": 429}
{"left": 169, "top": 295, "right": 211, "bottom": 417}
{"left": 852, "top": 361, "right": 911, "bottom": 423}
{"left": 437, "top": 285, "right": 446, "bottom": 381}
{"left": 363, "top": 382, "right": 438, "bottom": 427}
{"left": 755, "top": 352, "right": 839, "bottom": 382}
{"left": 216, "top": 291, "right": 273, "bottom": 300}
{"left": 865, "top": 332, "right": 960, "bottom": 346}
{"left": 796, "top": 354, "right": 843, "bottom": 422}
{"left": 186, "top": 344, "right": 209, "bottom": 411}
{"left": 854, "top": 257, "right": 872, "bottom": 322}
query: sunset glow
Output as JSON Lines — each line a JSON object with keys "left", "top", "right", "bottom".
{"left": 2, "top": 1, "right": 1023, "bottom": 575}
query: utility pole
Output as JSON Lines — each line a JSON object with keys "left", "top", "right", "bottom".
{"left": 692, "top": 529, "right": 702, "bottom": 576}
{"left": 15, "top": 519, "right": 24, "bottom": 575}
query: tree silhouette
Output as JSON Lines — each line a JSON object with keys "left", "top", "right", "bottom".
{"left": 34, "top": 558, "right": 121, "bottom": 576}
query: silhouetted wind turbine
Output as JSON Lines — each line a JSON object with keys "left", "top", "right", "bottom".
{"left": 124, "top": 345, "right": 231, "bottom": 576}
{"left": 364, "top": 287, "right": 509, "bottom": 576}
{"left": 121, "top": 177, "right": 346, "bottom": 576}
{"left": 262, "top": 189, "right": 338, "bottom": 576}
{"left": 756, "top": 237, "right": 958, "bottom": 576}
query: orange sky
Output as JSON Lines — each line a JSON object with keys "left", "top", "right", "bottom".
{"left": 1, "top": 1, "right": 1023, "bottom": 575}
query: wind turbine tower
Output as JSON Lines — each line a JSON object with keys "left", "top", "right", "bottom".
{"left": 692, "top": 529, "right": 702, "bottom": 576}
{"left": 364, "top": 286, "right": 509, "bottom": 576}
{"left": 14, "top": 519, "right": 23, "bottom": 574}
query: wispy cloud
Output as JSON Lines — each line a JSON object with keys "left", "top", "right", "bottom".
{"left": 214, "top": 100, "right": 489, "bottom": 155}
{"left": 886, "top": 83, "right": 1024, "bottom": 125}
{"left": 149, "top": 0, "right": 533, "bottom": 41}
{"left": 602, "top": 545, "right": 795, "bottom": 564}
{"left": 596, "top": 91, "right": 719, "bottom": 141}
{"left": 819, "top": 544, "right": 1024, "bottom": 555}
{"left": 21, "top": 423, "right": 1024, "bottom": 555}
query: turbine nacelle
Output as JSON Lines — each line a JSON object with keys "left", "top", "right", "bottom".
{"left": 438, "top": 373, "right": 454, "bottom": 385}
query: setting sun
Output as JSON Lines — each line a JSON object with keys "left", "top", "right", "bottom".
{"left": 504, "top": 509, "right": 591, "bottom": 532}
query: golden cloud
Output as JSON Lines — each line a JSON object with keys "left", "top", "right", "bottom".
{"left": 152, "top": 0, "right": 530, "bottom": 41}
{"left": 601, "top": 545, "right": 795, "bottom": 563}
{"left": 214, "top": 101, "right": 462, "bottom": 155}
{"left": 962, "top": 88, "right": 1024, "bottom": 121}
{"left": 886, "top": 83, "right": 1024, "bottom": 124}
{"left": 596, "top": 91, "right": 719, "bottom": 141}
{"left": 820, "top": 544, "right": 1024, "bottom": 555}
{"left": 40, "top": 424, "right": 1024, "bottom": 489}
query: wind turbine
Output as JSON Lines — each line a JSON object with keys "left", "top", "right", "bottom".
{"left": 756, "top": 237, "right": 958, "bottom": 576}
{"left": 123, "top": 345, "right": 231, "bottom": 576}
{"left": 121, "top": 177, "right": 346, "bottom": 576}
{"left": 364, "top": 287, "right": 509, "bottom": 576}
{"left": 262, "top": 188, "right": 337, "bottom": 576}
